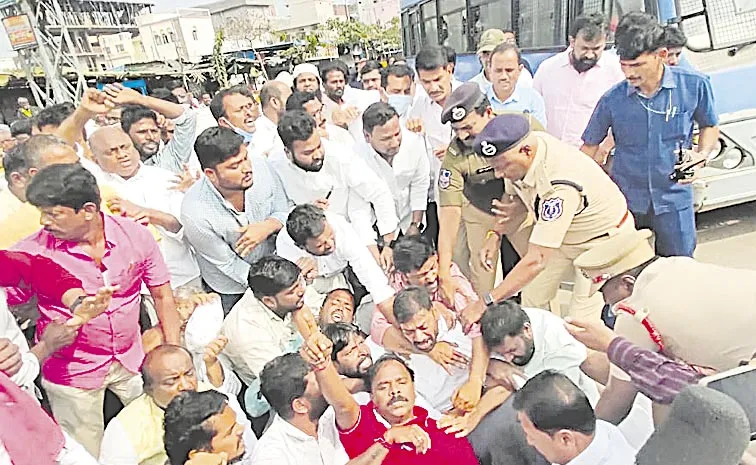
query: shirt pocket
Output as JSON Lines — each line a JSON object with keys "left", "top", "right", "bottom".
{"left": 661, "top": 111, "right": 693, "bottom": 142}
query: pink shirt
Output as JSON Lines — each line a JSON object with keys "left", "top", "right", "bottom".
{"left": 8, "top": 214, "right": 170, "bottom": 389}
{"left": 370, "top": 263, "right": 480, "bottom": 345}
{"left": 533, "top": 49, "right": 625, "bottom": 147}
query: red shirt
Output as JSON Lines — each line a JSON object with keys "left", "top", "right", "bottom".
{"left": 0, "top": 250, "right": 83, "bottom": 304}
{"left": 7, "top": 214, "right": 171, "bottom": 389}
{"left": 338, "top": 402, "right": 478, "bottom": 465}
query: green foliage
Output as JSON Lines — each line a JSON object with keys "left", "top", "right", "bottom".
{"left": 281, "top": 31, "right": 323, "bottom": 64}
{"left": 322, "top": 18, "right": 402, "bottom": 55}
{"left": 212, "top": 30, "right": 229, "bottom": 88}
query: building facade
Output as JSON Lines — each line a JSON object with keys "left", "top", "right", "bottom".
{"left": 137, "top": 8, "right": 215, "bottom": 63}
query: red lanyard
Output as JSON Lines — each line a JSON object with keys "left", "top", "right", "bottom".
{"left": 615, "top": 303, "right": 665, "bottom": 351}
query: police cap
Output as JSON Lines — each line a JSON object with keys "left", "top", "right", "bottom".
{"left": 574, "top": 229, "right": 655, "bottom": 296}
{"left": 473, "top": 113, "right": 531, "bottom": 158}
{"left": 441, "top": 82, "right": 486, "bottom": 124}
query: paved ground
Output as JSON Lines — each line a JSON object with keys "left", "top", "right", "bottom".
{"left": 695, "top": 200, "right": 756, "bottom": 269}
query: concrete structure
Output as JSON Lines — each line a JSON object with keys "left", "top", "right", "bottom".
{"left": 278, "top": 0, "right": 336, "bottom": 33}
{"left": 137, "top": 8, "right": 215, "bottom": 63}
{"left": 333, "top": 0, "right": 399, "bottom": 25}
{"left": 39, "top": 0, "right": 153, "bottom": 72}
{"left": 200, "top": 0, "right": 279, "bottom": 52}
{"left": 98, "top": 32, "right": 151, "bottom": 69}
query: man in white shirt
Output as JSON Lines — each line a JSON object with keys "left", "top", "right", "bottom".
{"left": 271, "top": 111, "right": 399, "bottom": 268}
{"left": 357, "top": 102, "right": 429, "bottom": 235}
{"left": 255, "top": 352, "right": 350, "bottom": 465}
{"left": 382, "top": 64, "right": 416, "bottom": 120}
{"left": 221, "top": 256, "right": 306, "bottom": 417}
{"left": 319, "top": 60, "right": 381, "bottom": 140}
{"left": 285, "top": 91, "right": 355, "bottom": 147}
{"left": 407, "top": 46, "right": 462, "bottom": 243}
{"left": 391, "top": 286, "right": 476, "bottom": 412}
{"left": 100, "top": 345, "right": 255, "bottom": 465}
{"left": 479, "top": 301, "right": 599, "bottom": 404}
{"left": 88, "top": 126, "right": 200, "bottom": 290}
{"left": 251, "top": 81, "right": 292, "bottom": 157}
{"left": 209, "top": 85, "right": 258, "bottom": 145}
{"left": 276, "top": 205, "right": 395, "bottom": 320}
{"left": 513, "top": 371, "right": 636, "bottom": 465}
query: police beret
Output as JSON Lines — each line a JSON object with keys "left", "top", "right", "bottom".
{"left": 473, "top": 114, "right": 531, "bottom": 158}
{"left": 441, "top": 82, "right": 485, "bottom": 124}
{"left": 574, "top": 229, "right": 655, "bottom": 296}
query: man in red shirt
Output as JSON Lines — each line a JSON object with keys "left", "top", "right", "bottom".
{"left": 300, "top": 332, "right": 479, "bottom": 465}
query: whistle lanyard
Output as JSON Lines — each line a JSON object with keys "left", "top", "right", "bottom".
{"left": 615, "top": 303, "right": 665, "bottom": 351}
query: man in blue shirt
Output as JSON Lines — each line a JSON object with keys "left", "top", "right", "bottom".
{"left": 486, "top": 43, "right": 547, "bottom": 128}
{"left": 581, "top": 14, "right": 719, "bottom": 257}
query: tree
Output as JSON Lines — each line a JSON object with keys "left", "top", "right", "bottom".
{"left": 212, "top": 30, "right": 229, "bottom": 89}
{"left": 223, "top": 10, "right": 274, "bottom": 50}
{"left": 322, "top": 18, "right": 402, "bottom": 58}
{"left": 281, "top": 32, "right": 323, "bottom": 64}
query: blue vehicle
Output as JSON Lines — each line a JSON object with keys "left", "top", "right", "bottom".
{"left": 400, "top": 0, "right": 756, "bottom": 212}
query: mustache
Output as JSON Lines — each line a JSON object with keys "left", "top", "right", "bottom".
{"left": 388, "top": 395, "right": 409, "bottom": 406}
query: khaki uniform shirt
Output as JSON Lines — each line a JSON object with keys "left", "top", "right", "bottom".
{"left": 438, "top": 112, "right": 545, "bottom": 214}
{"left": 513, "top": 132, "right": 629, "bottom": 249}
{"left": 611, "top": 257, "right": 756, "bottom": 380}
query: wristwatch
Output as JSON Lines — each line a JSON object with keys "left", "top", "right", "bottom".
{"left": 483, "top": 292, "right": 496, "bottom": 307}
{"left": 409, "top": 221, "right": 424, "bottom": 231}
{"left": 68, "top": 295, "right": 86, "bottom": 313}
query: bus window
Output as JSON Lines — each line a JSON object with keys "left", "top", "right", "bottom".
{"left": 515, "top": 0, "right": 568, "bottom": 48}
{"left": 439, "top": 0, "right": 468, "bottom": 51}
{"left": 677, "top": 0, "right": 756, "bottom": 51}
{"left": 469, "top": 0, "right": 513, "bottom": 49}
{"left": 422, "top": 1, "right": 439, "bottom": 45}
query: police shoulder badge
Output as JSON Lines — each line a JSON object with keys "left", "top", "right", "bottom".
{"left": 540, "top": 197, "right": 564, "bottom": 221}
{"left": 438, "top": 169, "right": 452, "bottom": 189}
{"left": 451, "top": 106, "right": 466, "bottom": 122}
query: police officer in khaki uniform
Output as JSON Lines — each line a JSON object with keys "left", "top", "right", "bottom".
{"left": 573, "top": 229, "right": 756, "bottom": 424}
{"left": 459, "top": 113, "right": 634, "bottom": 329}
{"left": 437, "top": 83, "right": 544, "bottom": 298}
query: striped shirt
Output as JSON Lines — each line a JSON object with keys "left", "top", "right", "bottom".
{"left": 607, "top": 336, "right": 702, "bottom": 405}
{"left": 181, "top": 155, "right": 288, "bottom": 294}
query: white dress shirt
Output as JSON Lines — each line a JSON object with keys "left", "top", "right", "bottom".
{"left": 567, "top": 420, "right": 637, "bottom": 465}
{"left": 269, "top": 138, "right": 399, "bottom": 244}
{"left": 406, "top": 79, "right": 462, "bottom": 203}
{"left": 249, "top": 114, "right": 285, "bottom": 158}
{"left": 517, "top": 307, "right": 600, "bottom": 405}
{"left": 325, "top": 123, "right": 355, "bottom": 147}
{"left": 276, "top": 212, "right": 395, "bottom": 305}
{"left": 408, "top": 316, "right": 473, "bottom": 412}
{"left": 355, "top": 129, "right": 430, "bottom": 232}
{"left": 250, "top": 409, "right": 349, "bottom": 465}
{"left": 102, "top": 164, "right": 200, "bottom": 288}
{"left": 0, "top": 432, "right": 98, "bottom": 465}
{"left": 0, "top": 290, "right": 38, "bottom": 393}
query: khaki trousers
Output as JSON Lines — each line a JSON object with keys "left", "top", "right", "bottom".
{"left": 42, "top": 361, "right": 144, "bottom": 456}
{"left": 511, "top": 220, "right": 635, "bottom": 320}
{"left": 453, "top": 201, "right": 498, "bottom": 294}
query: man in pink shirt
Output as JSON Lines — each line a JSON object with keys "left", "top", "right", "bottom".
{"left": 533, "top": 13, "right": 624, "bottom": 152}
{"left": 7, "top": 163, "right": 181, "bottom": 455}
{"left": 370, "top": 235, "right": 489, "bottom": 412}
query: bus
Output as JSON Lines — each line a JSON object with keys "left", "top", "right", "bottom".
{"left": 399, "top": 0, "right": 756, "bottom": 212}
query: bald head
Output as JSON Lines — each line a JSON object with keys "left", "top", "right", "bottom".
{"left": 142, "top": 345, "right": 198, "bottom": 408}
{"left": 260, "top": 81, "right": 293, "bottom": 123}
{"left": 89, "top": 126, "right": 140, "bottom": 179}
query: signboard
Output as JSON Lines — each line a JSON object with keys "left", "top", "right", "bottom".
{"left": 2, "top": 14, "right": 37, "bottom": 51}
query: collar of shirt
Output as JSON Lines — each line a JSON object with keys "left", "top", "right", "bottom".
{"left": 567, "top": 421, "right": 631, "bottom": 465}
{"left": 368, "top": 401, "right": 429, "bottom": 429}
{"left": 202, "top": 176, "right": 243, "bottom": 214}
{"left": 626, "top": 64, "right": 677, "bottom": 97}
{"left": 488, "top": 85, "right": 520, "bottom": 106}
{"left": 46, "top": 213, "right": 117, "bottom": 255}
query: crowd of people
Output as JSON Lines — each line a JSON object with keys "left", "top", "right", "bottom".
{"left": 1, "top": 10, "right": 755, "bottom": 465}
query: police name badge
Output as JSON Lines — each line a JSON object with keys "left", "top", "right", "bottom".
{"left": 439, "top": 169, "right": 452, "bottom": 189}
{"left": 541, "top": 197, "right": 563, "bottom": 221}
